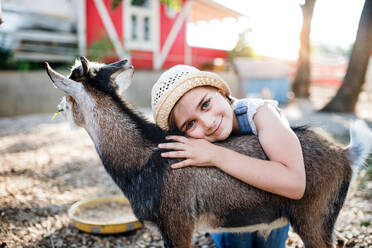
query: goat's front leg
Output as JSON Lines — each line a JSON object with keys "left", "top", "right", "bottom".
{"left": 158, "top": 213, "right": 194, "bottom": 248}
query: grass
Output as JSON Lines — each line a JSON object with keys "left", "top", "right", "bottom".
{"left": 361, "top": 220, "right": 371, "bottom": 227}
{"left": 0, "top": 47, "right": 74, "bottom": 71}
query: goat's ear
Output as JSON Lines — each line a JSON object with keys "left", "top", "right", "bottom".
{"left": 101, "top": 59, "right": 134, "bottom": 94}
{"left": 80, "top": 56, "right": 89, "bottom": 75}
{"left": 45, "top": 62, "right": 83, "bottom": 97}
{"left": 114, "top": 66, "right": 134, "bottom": 95}
{"left": 102, "top": 59, "right": 130, "bottom": 75}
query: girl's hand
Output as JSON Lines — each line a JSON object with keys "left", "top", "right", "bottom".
{"left": 158, "top": 135, "right": 220, "bottom": 169}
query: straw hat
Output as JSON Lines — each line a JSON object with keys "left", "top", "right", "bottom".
{"left": 151, "top": 65, "right": 231, "bottom": 130}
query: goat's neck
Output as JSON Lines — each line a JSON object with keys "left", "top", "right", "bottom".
{"left": 83, "top": 97, "right": 158, "bottom": 172}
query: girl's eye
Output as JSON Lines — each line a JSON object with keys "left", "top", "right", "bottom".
{"left": 186, "top": 120, "right": 195, "bottom": 130}
{"left": 201, "top": 100, "right": 210, "bottom": 110}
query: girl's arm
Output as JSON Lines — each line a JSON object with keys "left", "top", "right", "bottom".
{"left": 159, "top": 104, "right": 306, "bottom": 200}
{"left": 214, "top": 103, "right": 306, "bottom": 200}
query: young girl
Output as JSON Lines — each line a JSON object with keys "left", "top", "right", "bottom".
{"left": 151, "top": 65, "right": 306, "bottom": 248}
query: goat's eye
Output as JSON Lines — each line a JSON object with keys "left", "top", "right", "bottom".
{"left": 201, "top": 100, "right": 210, "bottom": 110}
{"left": 186, "top": 120, "right": 195, "bottom": 130}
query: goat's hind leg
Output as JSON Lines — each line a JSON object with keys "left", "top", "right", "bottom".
{"left": 293, "top": 220, "right": 336, "bottom": 248}
{"left": 297, "top": 196, "right": 346, "bottom": 247}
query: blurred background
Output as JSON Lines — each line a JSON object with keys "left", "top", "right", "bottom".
{"left": 0, "top": 0, "right": 371, "bottom": 247}
{"left": 0, "top": 0, "right": 371, "bottom": 118}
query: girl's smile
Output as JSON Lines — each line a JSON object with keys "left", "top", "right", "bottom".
{"left": 172, "top": 86, "right": 239, "bottom": 142}
{"left": 210, "top": 116, "right": 222, "bottom": 136}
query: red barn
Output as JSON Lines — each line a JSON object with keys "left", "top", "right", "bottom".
{"left": 84, "top": 0, "right": 243, "bottom": 69}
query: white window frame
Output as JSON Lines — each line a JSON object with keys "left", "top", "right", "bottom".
{"left": 124, "top": 0, "right": 159, "bottom": 51}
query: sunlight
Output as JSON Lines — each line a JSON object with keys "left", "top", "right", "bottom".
{"left": 188, "top": 0, "right": 365, "bottom": 60}
{"left": 188, "top": 0, "right": 302, "bottom": 59}
{"left": 187, "top": 17, "right": 245, "bottom": 50}
{"left": 311, "top": 0, "right": 365, "bottom": 47}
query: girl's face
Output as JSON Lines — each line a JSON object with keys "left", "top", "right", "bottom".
{"left": 172, "top": 86, "right": 239, "bottom": 142}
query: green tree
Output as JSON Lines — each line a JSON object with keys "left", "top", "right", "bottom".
{"left": 112, "top": 0, "right": 181, "bottom": 11}
{"left": 291, "top": 0, "right": 316, "bottom": 98}
{"left": 229, "top": 29, "right": 255, "bottom": 59}
{"left": 321, "top": 0, "right": 372, "bottom": 113}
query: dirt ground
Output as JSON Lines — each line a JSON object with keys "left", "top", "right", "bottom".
{"left": 0, "top": 85, "right": 371, "bottom": 248}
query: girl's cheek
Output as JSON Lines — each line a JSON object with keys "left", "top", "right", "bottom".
{"left": 188, "top": 128, "right": 205, "bottom": 139}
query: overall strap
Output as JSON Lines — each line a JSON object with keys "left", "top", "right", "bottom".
{"left": 234, "top": 100, "right": 253, "bottom": 134}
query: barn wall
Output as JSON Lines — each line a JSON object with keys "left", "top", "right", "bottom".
{"left": 191, "top": 47, "right": 227, "bottom": 68}
{"left": 159, "top": 3, "right": 187, "bottom": 68}
{"left": 86, "top": 0, "right": 123, "bottom": 61}
{"left": 84, "top": 0, "right": 228, "bottom": 69}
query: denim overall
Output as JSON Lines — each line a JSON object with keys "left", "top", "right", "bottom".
{"left": 209, "top": 99, "right": 290, "bottom": 248}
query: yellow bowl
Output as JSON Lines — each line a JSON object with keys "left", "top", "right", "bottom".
{"left": 68, "top": 195, "right": 142, "bottom": 234}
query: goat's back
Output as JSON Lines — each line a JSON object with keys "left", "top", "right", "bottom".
{"left": 159, "top": 127, "right": 352, "bottom": 229}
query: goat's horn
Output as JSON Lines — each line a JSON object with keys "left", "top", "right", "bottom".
{"left": 80, "top": 56, "right": 89, "bottom": 74}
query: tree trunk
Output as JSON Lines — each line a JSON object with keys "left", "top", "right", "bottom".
{"left": 0, "top": 0, "right": 3, "bottom": 25}
{"left": 292, "top": 0, "right": 316, "bottom": 98}
{"left": 321, "top": 0, "right": 372, "bottom": 113}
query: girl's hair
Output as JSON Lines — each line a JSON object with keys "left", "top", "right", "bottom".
{"left": 167, "top": 86, "right": 235, "bottom": 130}
{"left": 168, "top": 109, "right": 178, "bottom": 130}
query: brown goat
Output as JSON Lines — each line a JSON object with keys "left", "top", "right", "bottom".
{"left": 45, "top": 57, "right": 372, "bottom": 248}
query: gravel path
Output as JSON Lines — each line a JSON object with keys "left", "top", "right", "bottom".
{"left": 0, "top": 94, "right": 371, "bottom": 247}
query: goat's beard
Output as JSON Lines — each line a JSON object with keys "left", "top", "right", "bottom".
{"left": 59, "top": 96, "right": 79, "bottom": 130}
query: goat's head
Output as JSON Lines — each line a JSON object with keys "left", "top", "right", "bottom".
{"left": 46, "top": 56, "right": 134, "bottom": 128}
